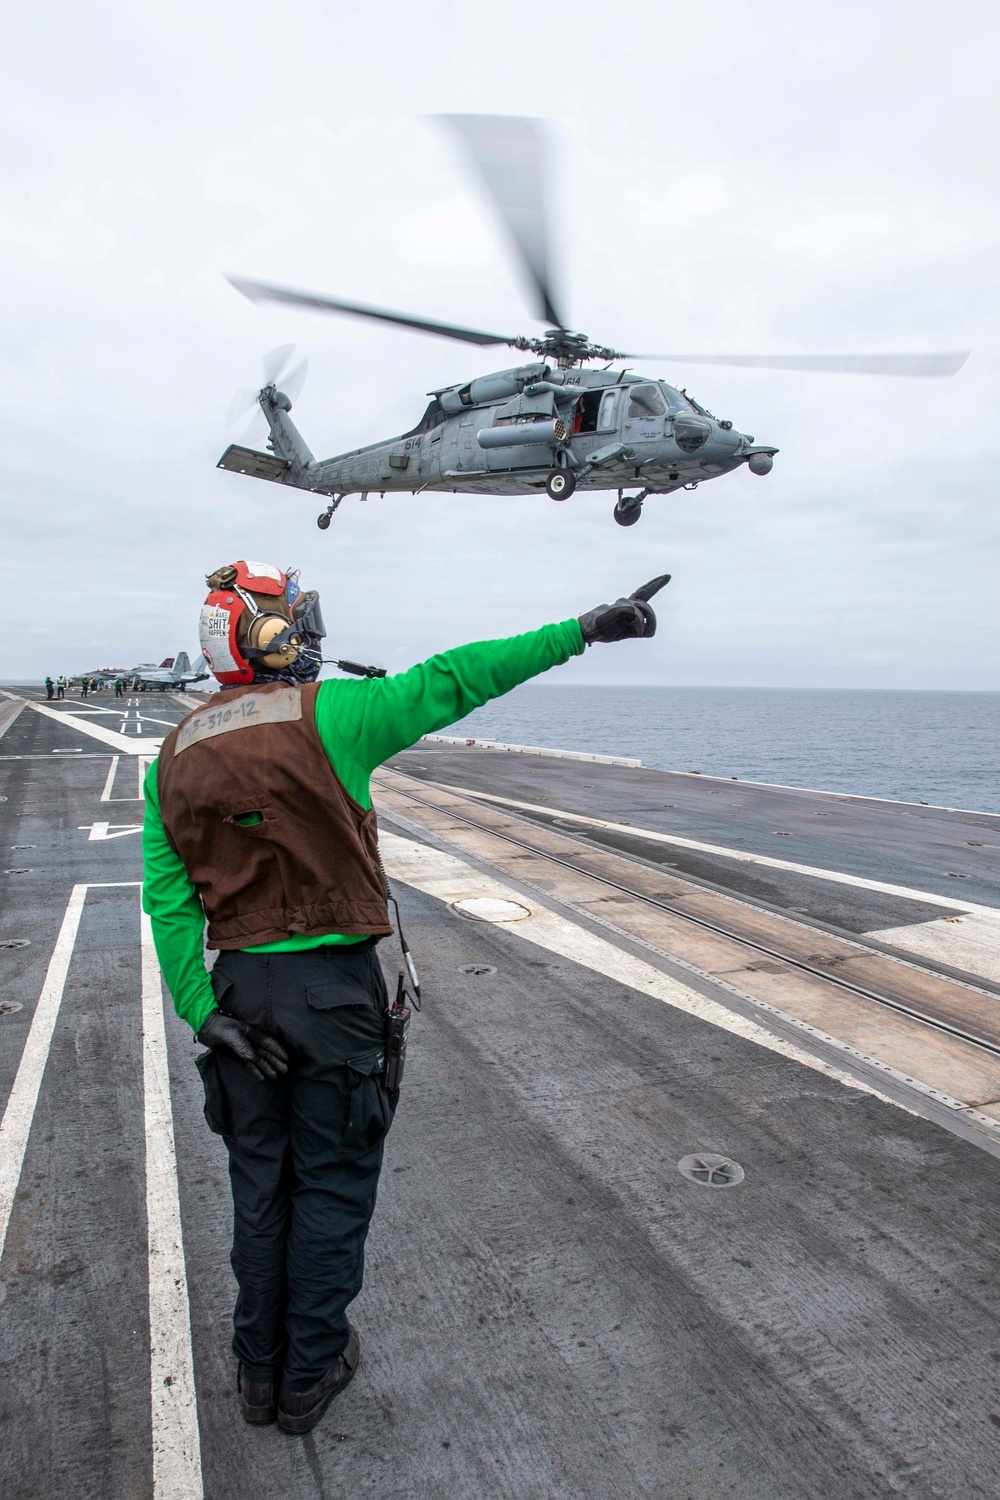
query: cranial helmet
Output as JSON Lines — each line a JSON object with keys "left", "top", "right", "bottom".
{"left": 199, "top": 560, "right": 326, "bottom": 686}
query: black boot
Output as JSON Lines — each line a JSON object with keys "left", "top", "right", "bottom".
{"left": 277, "top": 1325, "right": 361, "bottom": 1436}
{"left": 237, "top": 1363, "right": 278, "bottom": 1425}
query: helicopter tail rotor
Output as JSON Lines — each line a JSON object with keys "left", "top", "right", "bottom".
{"left": 227, "top": 344, "right": 309, "bottom": 426}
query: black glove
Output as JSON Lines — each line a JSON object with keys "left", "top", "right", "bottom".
{"left": 197, "top": 1009, "right": 290, "bottom": 1082}
{"left": 578, "top": 574, "right": 671, "bottom": 645}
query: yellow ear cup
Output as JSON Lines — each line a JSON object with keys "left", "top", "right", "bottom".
{"left": 249, "top": 613, "right": 301, "bottom": 668}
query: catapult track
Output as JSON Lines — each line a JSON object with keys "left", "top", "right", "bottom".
{"left": 376, "top": 768, "right": 1000, "bottom": 1065}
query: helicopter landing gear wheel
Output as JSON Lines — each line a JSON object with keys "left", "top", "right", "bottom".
{"left": 317, "top": 494, "right": 344, "bottom": 530}
{"left": 614, "top": 491, "right": 645, "bottom": 526}
{"left": 546, "top": 468, "right": 576, "bottom": 501}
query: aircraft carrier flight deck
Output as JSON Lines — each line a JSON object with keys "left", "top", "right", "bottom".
{"left": 2, "top": 684, "right": 1000, "bottom": 1499}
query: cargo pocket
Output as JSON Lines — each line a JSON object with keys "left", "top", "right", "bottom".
{"left": 307, "top": 976, "right": 384, "bottom": 1057}
{"left": 343, "top": 1048, "right": 397, "bottom": 1152}
{"left": 195, "top": 1049, "right": 233, "bottom": 1137}
{"left": 307, "top": 974, "right": 380, "bottom": 1013}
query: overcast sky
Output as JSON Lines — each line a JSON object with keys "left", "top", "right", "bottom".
{"left": 2, "top": 0, "right": 997, "bottom": 687}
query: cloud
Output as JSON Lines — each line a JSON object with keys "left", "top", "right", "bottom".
{"left": 0, "top": 0, "right": 996, "bottom": 687}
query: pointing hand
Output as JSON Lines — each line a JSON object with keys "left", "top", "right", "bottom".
{"left": 578, "top": 574, "right": 671, "bottom": 645}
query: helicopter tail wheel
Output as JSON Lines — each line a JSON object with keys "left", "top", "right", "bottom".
{"left": 317, "top": 494, "right": 344, "bottom": 529}
{"left": 546, "top": 468, "right": 576, "bottom": 501}
{"left": 613, "top": 496, "right": 643, "bottom": 527}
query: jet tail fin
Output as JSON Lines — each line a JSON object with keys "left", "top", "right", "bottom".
{"left": 173, "top": 651, "right": 191, "bottom": 676}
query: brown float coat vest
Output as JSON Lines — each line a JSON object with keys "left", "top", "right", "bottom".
{"left": 156, "top": 681, "right": 392, "bottom": 949}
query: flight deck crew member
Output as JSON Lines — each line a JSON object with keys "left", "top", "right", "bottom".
{"left": 56, "top": 675, "right": 66, "bottom": 699}
{"left": 44, "top": 676, "right": 53, "bottom": 699}
{"left": 142, "top": 559, "right": 662, "bottom": 1436}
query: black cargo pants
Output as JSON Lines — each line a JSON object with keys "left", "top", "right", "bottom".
{"left": 196, "top": 941, "right": 397, "bottom": 1393}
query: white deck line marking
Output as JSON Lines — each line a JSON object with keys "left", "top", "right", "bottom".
{"left": 0, "top": 885, "right": 87, "bottom": 1264}
{"left": 0, "top": 696, "right": 26, "bottom": 741}
{"left": 432, "top": 781, "right": 1000, "bottom": 919}
{"left": 20, "top": 698, "right": 162, "bottom": 754}
{"left": 101, "top": 755, "right": 120, "bottom": 801}
{"left": 102, "top": 751, "right": 148, "bottom": 798}
{"left": 81, "top": 821, "right": 144, "bottom": 841}
{"left": 140, "top": 907, "right": 203, "bottom": 1499}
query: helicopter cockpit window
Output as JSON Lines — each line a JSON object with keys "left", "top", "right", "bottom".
{"left": 627, "top": 384, "right": 666, "bottom": 419}
{"left": 659, "top": 384, "right": 692, "bottom": 412}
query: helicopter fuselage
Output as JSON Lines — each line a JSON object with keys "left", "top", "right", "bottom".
{"left": 217, "top": 361, "right": 777, "bottom": 526}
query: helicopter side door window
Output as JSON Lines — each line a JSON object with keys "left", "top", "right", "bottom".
{"left": 597, "top": 390, "right": 619, "bottom": 431}
{"left": 626, "top": 384, "right": 666, "bottom": 420}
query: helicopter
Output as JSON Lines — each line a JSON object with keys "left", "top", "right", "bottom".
{"left": 218, "top": 115, "right": 969, "bottom": 529}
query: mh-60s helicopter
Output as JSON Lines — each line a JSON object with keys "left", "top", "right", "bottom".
{"left": 218, "top": 116, "right": 968, "bottom": 530}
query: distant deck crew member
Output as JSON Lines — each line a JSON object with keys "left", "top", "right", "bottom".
{"left": 142, "top": 559, "right": 662, "bottom": 1436}
{"left": 44, "top": 676, "right": 54, "bottom": 700}
{"left": 56, "top": 675, "right": 66, "bottom": 699}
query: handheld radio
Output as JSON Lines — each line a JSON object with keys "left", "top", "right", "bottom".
{"left": 384, "top": 973, "right": 411, "bottom": 1092}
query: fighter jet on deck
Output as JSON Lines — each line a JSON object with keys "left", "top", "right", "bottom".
{"left": 127, "top": 652, "right": 209, "bottom": 689}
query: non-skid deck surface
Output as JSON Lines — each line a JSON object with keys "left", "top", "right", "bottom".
{"left": 1, "top": 693, "right": 999, "bottom": 1498}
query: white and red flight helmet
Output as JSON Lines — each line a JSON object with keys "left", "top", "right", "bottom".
{"left": 199, "top": 560, "right": 325, "bottom": 686}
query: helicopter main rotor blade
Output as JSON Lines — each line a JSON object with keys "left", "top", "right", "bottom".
{"left": 226, "top": 275, "right": 514, "bottom": 349}
{"left": 438, "top": 114, "right": 564, "bottom": 330}
{"left": 618, "top": 351, "right": 970, "bottom": 378}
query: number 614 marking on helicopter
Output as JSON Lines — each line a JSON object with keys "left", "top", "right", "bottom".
{"left": 218, "top": 116, "right": 968, "bottom": 530}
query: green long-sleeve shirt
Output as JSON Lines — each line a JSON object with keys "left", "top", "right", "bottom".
{"left": 142, "top": 619, "right": 584, "bottom": 1031}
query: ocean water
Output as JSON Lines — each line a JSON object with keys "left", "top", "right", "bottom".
{"left": 450, "top": 686, "right": 1000, "bottom": 814}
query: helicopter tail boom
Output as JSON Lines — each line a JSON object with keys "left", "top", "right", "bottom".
{"left": 256, "top": 387, "right": 314, "bottom": 469}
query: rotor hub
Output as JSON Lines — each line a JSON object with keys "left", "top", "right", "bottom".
{"left": 510, "top": 329, "right": 624, "bottom": 367}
